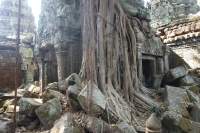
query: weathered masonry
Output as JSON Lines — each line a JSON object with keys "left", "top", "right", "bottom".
{"left": 0, "top": 0, "right": 35, "bottom": 37}
{"left": 0, "top": 37, "right": 21, "bottom": 91}
{"left": 37, "top": 0, "right": 171, "bottom": 89}
{"left": 119, "top": 0, "right": 170, "bottom": 89}
{"left": 150, "top": 0, "right": 200, "bottom": 70}
{"left": 37, "top": 0, "right": 82, "bottom": 86}
{"left": 0, "top": 0, "right": 35, "bottom": 90}
{"left": 137, "top": 35, "right": 170, "bottom": 88}
{"left": 150, "top": 0, "right": 199, "bottom": 28}
{"left": 156, "top": 17, "right": 200, "bottom": 69}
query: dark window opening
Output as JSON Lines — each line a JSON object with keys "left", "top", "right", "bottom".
{"left": 142, "top": 59, "right": 155, "bottom": 88}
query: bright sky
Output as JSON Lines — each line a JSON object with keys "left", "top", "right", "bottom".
{"left": 144, "top": 0, "right": 150, "bottom": 6}
{"left": 28, "top": 0, "right": 41, "bottom": 27}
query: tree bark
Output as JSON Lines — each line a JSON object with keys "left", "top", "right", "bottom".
{"left": 81, "top": 0, "right": 138, "bottom": 102}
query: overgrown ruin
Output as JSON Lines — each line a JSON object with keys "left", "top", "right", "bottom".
{"left": 0, "top": 0, "right": 200, "bottom": 133}
{"left": 150, "top": 0, "right": 200, "bottom": 70}
{"left": 0, "top": 0, "right": 35, "bottom": 91}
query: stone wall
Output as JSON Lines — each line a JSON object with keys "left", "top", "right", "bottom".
{"left": 37, "top": 0, "right": 170, "bottom": 89}
{"left": 150, "top": 1, "right": 200, "bottom": 69}
{"left": 121, "top": 0, "right": 169, "bottom": 88}
{"left": 0, "top": 0, "right": 35, "bottom": 38}
{"left": 150, "top": 0, "right": 200, "bottom": 28}
{"left": 155, "top": 16, "right": 200, "bottom": 69}
{"left": 38, "top": 0, "right": 56, "bottom": 43}
{"left": 0, "top": 38, "right": 21, "bottom": 91}
{"left": 38, "top": 0, "right": 82, "bottom": 84}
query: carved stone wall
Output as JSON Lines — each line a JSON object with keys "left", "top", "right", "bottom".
{"left": 38, "top": 0, "right": 82, "bottom": 84}
{"left": 0, "top": 0, "right": 35, "bottom": 38}
{"left": 0, "top": 38, "right": 21, "bottom": 91}
{"left": 155, "top": 16, "right": 200, "bottom": 69}
{"left": 150, "top": 0, "right": 200, "bottom": 28}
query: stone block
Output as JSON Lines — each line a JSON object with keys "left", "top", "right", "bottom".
{"left": 162, "top": 111, "right": 192, "bottom": 133}
{"left": 42, "top": 89, "right": 65, "bottom": 103}
{"left": 179, "top": 75, "right": 195, "bottom": 86}
{"left": 50, "top": 113, "right": 84, "bottom": 133}
{"left": 164, "top": 66, "right": 188, "bottom": 84}
{"left": 169, "top": 66, "right": 187, "bottom": 80}
{"left": 35, "top": 98, "right": 62, "bottom": 129}
{"left": 166, "top": 86, "right": 190, "bottom": 117}
{"left": 59, "top": 73, "right": 82, "bottom": 91}
{"left": 0, "top": 119, "right": 14, "bottom": 133}
{"left": 67, "top": 84, "right": 82, "bottom": 111}
{"left": 19, "top": 98, "right": 43, "bottom": 116}
{"left": 45, "top": 82, "right": 59, "bottom": 91}
{"left": 23, "top": 84, "right": 41, "bottom": 98}
{"left": 162, "top": 111, "right": 200, "bottom": 133}
{"left": 78, "top": 82, "right": 106, "bottom": 116}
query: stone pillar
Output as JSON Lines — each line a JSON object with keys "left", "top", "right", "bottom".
{"left": 157, "top": 58, "right": 164, "bottom": 74}
{"left": 19, "top": 43, "right": 34, "bottom": 84}
{"left": 55, "top": 47, "right": 67, "bottom": 82}
{"left": 137, "top": 43, "right": 143, "bottom": 85}
{"left": 54, "top": 15, "right": 67, "bottom": 82}
{"left": 164, "top": 46, "right": 170, "bottom": 73}
{"left": 54, "top": 2, "right": 82, "bottom": 82}
{"left": 37, "top": 56, "right": 44, "bottom": 90}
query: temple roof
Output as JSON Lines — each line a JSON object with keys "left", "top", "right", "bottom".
{"left": 156, "top": 16, "right": 200, "bottom": 45}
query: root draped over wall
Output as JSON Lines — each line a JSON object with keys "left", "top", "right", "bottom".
{"left": 80, "top": 0, "right": 139, "bottom": 103}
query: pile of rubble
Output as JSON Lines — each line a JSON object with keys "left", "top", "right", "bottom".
{"left": 0, "top": 74, "right": 138, "bottom": 133}
{"left": 162, "top": 66, "right": 200, "bottom": 132}
{"left": 163, "top": 66, "right": 196, "bottom": 86}
{"left": 0, "top": 66, "right": 200, "bottom": 132}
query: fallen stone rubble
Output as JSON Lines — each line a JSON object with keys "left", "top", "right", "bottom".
{"left": 163, "top": 66, "right": 196, "bottom": 86}
{"left": 0, "top": 69, "right": 200, "bottom": 132}
{"left": 161, "top": 66, "right": 200, "bottom": 133}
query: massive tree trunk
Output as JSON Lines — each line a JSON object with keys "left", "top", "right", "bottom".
{"left": 80, "top": 0, "right": 138, "bottom": 102}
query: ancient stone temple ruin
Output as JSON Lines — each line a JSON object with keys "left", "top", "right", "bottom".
{"left": 37, "top": 0, "right": 82, "bottom": 86}
{"left": 135, "top": 19, "right": 169, "bottom": 88}
{"left": 0, "top": 37, "right": 21, "bottom": 91}
{"left": 1, "top": 0, "right": 200, "bottom": 133}
{"left": 115, "top": 0, "right": 169, "bottom": 89}
{"left": 36, "top": 0, "right": 168, "bottom": 90}
{"left": 150, "top": 0, "right": 200, "bottom": 69}
{"left": 150, "top": 0, "right": 199, "bottom": 28}
{"left": 0, "top": 0, "right": 35, "bottom": 89}
{"left": 156, "top": 16, "right": 200, "bottom": 69}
